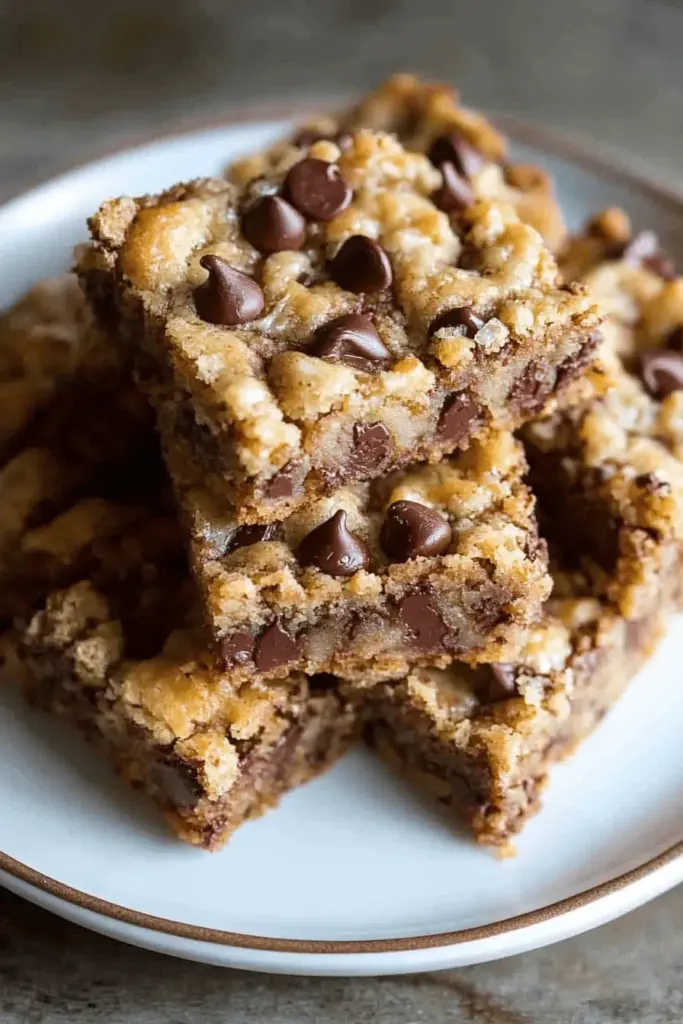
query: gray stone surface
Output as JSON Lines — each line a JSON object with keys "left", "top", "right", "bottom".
{"left": 2, "top": 0, "right": 683, "bottom": 1020}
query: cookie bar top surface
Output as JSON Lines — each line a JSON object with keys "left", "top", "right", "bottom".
{"left": 169, "top": 424, "right": 552, "bottom": 683}
{"left": 524, "top": 209, "right": 683, "bottom": 617}
{"left": 83, "top": 130, "right": 600, "bottom": 523}
{"left": 230, "top": 74, "right": 567, "bottom": 250}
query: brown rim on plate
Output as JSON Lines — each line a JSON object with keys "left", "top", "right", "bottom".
{"left": 2, "top": 103, "right": 683, "bottom": 956}
{"left": 2, "top": 842, "right": 683, "bottom": 953}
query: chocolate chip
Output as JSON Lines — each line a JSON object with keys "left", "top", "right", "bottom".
{"left": 298, "top": 509, "right": 370, "bottom": 577}
{"left": 194, "top": 255, "right": 264, "bottom": 326}
{"left": 509, "top": 362, "right": 549, "bottom": 414}
{"left": 254, "top": 621, "right": 303, "bottom": 672}
{"left": 431, "top": 161, "right": 474, "bottom": 213}
{"left": 486, "top": 663, "right": 517, "bottom": 702}
{"left": 329, "top": 236, "right": 393, "bottom": 293}
{"left": 347, "top": 421, "right": 392, "bottom": 477}
{"left": 397, "top": 594, "right": 448, "bottom": 650}
{"left": 638, "top": 350, "right": 683, "bottom": 398}
{"left": 427, "top": 133, "right": 486, "bottom": 179}
{"left": 264, "top": 461, "right": 299, "bottom": 500}
{"left": 310, "top": 313, "right": 391, "bottom": 371}
{"left": 555, "top": 330, "right": 603, "bottom": 388}
{"left": 666, "top": 325, "right": 683, "bottom": 351}
{"left": 437, "top": 393, "right": 480, "bottom": 444}
{"left": 429, "top": 306, "right": 484, "bottom": 339}
{"left": 380, "top": 501, "right": 452, "bottom": 561}
{"left": 227, "top": 523, "right": 278, "bottom": 554}
{"left": 242, "top": 195, "right": 306, "bottom": 254}
{"left": 219, "top": 630, "right": 255, "bottom": 668}
{"left": 284, "top": 158, "right": 351, "bottom": 221}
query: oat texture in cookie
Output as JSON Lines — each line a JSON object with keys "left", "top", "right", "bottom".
{"left": 81, "top": 130, "right": 600, "bottom": 524}
{"left": 229, "top": 74, "right": 567, "bottom": 251}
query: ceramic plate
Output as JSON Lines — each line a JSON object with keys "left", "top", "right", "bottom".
{"left": 2, "top": 112, "right": 683, "bottom": 977}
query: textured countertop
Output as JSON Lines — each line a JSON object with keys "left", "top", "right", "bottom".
{"left": 2, "top": 1, "right": 683, "bottom": 1021}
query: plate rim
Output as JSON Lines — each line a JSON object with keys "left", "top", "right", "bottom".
{"left": 2, "top": 103, "right": 683, "bottom": 958}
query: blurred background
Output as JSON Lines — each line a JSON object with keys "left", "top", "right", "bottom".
{"left": 2, "top": 0, "right": 683, "bottom": 197}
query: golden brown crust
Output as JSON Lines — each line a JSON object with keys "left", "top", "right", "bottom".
{"left": 80, "top": 130, "right": 599, "bottom": 526}
{"left": 229, "top": 74, "right": 566, "bottom": 250}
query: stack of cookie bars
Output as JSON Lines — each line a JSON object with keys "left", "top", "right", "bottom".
{"left": 3, "top": 75, "right": 681, "bottom": 851}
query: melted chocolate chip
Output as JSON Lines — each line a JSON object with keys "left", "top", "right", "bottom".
{"left": 228, "top": 523, "right": 278, "bottom": 554}
{"left": 347, "top": 421, "right": 392, "bottom": 477}
{"left": 427, "top": 133, "right": 486, "bottom": 179}
{"left": 329, "top": 236, "right": 393, "bottom": 293}
{"left": 219, "top": 631, "right": 255, "bottom": 668}
{"left": 509, "top": 362, "right": 549, "bottom": 415}
{"left": 242, "top": 195, "right": 306, "bottom": 253}
{"left": 311, "top": 313, "right": 391, "bottom": 371}
{"left": 397, "top": 594, "right": 448, "bottom": 650}
{"left": 194, "top": 255, "right": 265, "bottom": 326}
{"left": 284, "top": 158, "right": 351, "bottom": 221}
{"left": 153, "top": 759, "right": 202, "bottom": 809}
{"left": 638, "top": 350, "right": 683, "bottom": 398}
{"left": 555, "top": 330, "right": 603, "bottom": 388}
{"left": 431, "top": 161, "right": 474, "bottom": 213}
{"left": 380, "top": 501, "right": 452, "bottom": 561}
{"left": 429, "top": 306, "right": 484, "bottom": 339}
{"left": 484, "top": 663, "right": 517, "bottom": 703}
{"left": 254, "top": 621, "right": 303, "bottom": 672}
{"left": 437, "top": 393, "right": 480, "bottom": 444}
{"left": 298, "top": 509, "right": 370, "bottom": 577}
{"left": 264, "top": 461, "right": 299, "bottom": 500}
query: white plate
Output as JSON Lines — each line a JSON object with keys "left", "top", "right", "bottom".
{"left": 2, "top": 112, "right": 683, "bottom": 977}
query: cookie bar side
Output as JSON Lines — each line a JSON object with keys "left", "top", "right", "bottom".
{"left": 17, "top": 579, "right": 361, "bottom": 850}
{"left": 161, "top": 412, "right": 551, "bottom": 684}
{"left": 366, "top": 595, "right": 665, "bottom": 847}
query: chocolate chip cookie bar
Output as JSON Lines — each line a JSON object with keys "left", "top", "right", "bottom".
{"left": 524, "top": 209, "right": 683, "bottom": 620}
{"left": 230, "top": 73, "right": 567, "bottom": 251}
{"left": 366, "top": 562, "right": 665, "bottom": 846}
{"left": 16, "top": 564, "right": 359, "bottom": 851}
{"left": 0, "top": 275, "right": 163, "bottom": 626}
{"left": 164, "top": 421, "right": 551, "bottom": 684}
{"left": 80, "top": 130, "right": 600, "bottom": 525}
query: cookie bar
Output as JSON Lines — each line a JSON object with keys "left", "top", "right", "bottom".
{"left": 80, "top": 130, "right": 600, "bottom": 525}
{"left": 524, "top": 209, "right": 683, "bottom": 620}
{"left": 164, "top": 421, "right": 551, "bottom": 684}
{"left": 366, "top": 563, "right": 665, "bottom": 846}
{"left": 17, "top": 573, "right": 359, "bottom": 851}
{"left": 230, "top": 73, "right": 567, "bottom": 251}
{"left": 0, "top": 275, "right": 162, "bottom": 625}
{"left": 0, "top": 274, "right": 124, "bottom": 462}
